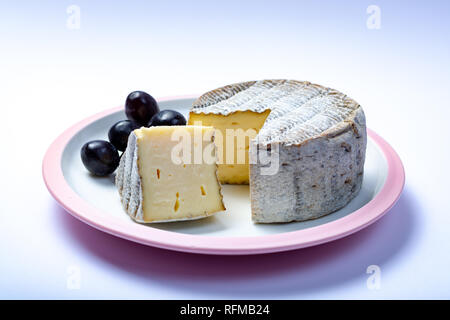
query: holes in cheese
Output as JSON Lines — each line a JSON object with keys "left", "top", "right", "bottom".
{"left": 174, "top": 192, "right": 180, "bottom": 212}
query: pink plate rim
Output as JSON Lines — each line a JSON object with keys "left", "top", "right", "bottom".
{"left": 42, "top": 95, "right": 405, "bottom": 255}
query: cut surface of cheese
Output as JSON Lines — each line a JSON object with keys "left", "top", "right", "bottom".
{"left": 189, "top": 110, "right": 270, "bottom": 184}
{"left": 189, "top": 79, "right": 367, "bottom": 223}
{"left": 116, "top": 126, "right": 225, "bottom": 223}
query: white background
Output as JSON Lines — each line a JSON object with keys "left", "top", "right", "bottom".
{"left": 1, "top": 1, "right": 449, "bottom": 299}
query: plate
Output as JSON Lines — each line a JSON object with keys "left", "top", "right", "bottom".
{"left": 43, "top": 96, "right": 405, "bottom": 255}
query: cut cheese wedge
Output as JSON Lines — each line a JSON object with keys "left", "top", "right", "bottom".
{"left": 116, "top": 126, "right": 225, "bottom": 223}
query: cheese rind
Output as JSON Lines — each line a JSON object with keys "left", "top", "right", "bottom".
{"left": 116, "top": 126, "right": 225, "bottom": 223}
{"left": 250, "top": 108, "right": 366, "bottom": 223}
{"left": 190, "top": 79, "right": 367, "bottom": 223}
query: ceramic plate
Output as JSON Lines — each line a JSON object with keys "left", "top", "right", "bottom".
{"left": 43, "top": 96, "right": 405, "bottom": 255}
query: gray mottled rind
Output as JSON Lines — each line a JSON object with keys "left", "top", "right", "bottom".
{"left": 116, "top": 132, "right": 145, "bottom": 222}
{"left": 250, "top": 108, "right": 366, "bottom": 223}
{"left": 191, "top": 79, "right": 367, "bottom": 223}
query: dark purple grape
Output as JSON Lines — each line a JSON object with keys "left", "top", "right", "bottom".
{"left": 81, "top": 140, "right": 120, "bottom": 176}
{"left": 149, "top": 110, "right": 186, "bottom": 127}
{"left": 125, "top": 91, "right": 159, "bottom": 126}
{"left": 108, "top": 120, "right": 140, "bottom": 152}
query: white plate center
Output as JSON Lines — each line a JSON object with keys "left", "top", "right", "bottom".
{"left": 62, "top": 98, "right": 388, "bottom": 237}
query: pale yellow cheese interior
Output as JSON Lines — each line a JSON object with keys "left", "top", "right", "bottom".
{"left": 135, "top": 126, "right": 225, "bottom": 222}
{"left": 188, "top": 110, "right": 270, "bottom": 184}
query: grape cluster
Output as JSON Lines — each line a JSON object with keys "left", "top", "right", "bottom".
{"left": 81, "top": 91, "right": 187, "bottom": 176}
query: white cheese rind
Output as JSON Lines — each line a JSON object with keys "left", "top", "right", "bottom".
{"left": 116, "top": 132, "right": 144, "bottom": 222}
{"left": 191, "top": 79, "right": 367, "bottom": 223}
